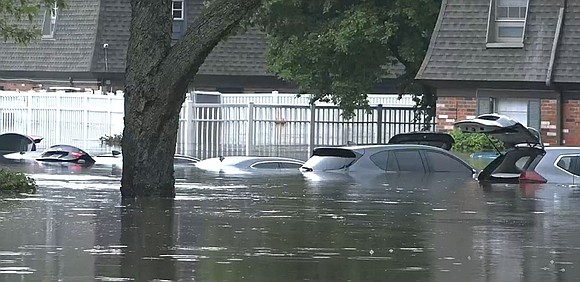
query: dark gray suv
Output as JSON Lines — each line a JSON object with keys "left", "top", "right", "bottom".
{"left": 455, "top": 114, "right": 580, "bottom": 184}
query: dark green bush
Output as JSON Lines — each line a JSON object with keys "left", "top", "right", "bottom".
{"left": 0, "top": 169, "right": 37, "bottom": 193}
{"left": 100, "top": 134, "right": 122, "bottom": 147}
{"left": 449, "top": 129, "right": 505, "bottom": 153}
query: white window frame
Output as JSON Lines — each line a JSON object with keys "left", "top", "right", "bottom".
{"left": 172, "top": 0, "right": 184, "bottom": 20}
{"left": 42, "top": 2, "right": 59, "bottom": 39}
{"left": 485, "top": 0, "right": 529, "bottom": 48}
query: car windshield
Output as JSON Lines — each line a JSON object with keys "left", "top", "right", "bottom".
{"left": 301, "top": 155, "right": 356, "bottom": 171}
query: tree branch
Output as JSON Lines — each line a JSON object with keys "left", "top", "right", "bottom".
{"left": 159, "top": 0, "right": 262, "bottom": 97}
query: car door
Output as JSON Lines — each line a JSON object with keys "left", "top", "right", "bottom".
{"left": 554, "top": 154, "right": 580, "bottom": 184}
{"left": 390, "top": 149, "right": 426, "bottom": 173}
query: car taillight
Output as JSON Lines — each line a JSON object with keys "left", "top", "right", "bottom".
{"left": 71, "top": 152, "right": 83, "bottom": 159}
{"left": 519, "top": 171, "right": 547, "bottom": 183}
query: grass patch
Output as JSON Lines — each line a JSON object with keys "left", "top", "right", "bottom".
{"left": 0, "top": 169, "right": 37, "bottom": 194}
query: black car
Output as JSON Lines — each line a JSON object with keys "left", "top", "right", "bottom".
{"left": 0, "top": 133, "right": 43, "bottom": 152}
{"left": 36, "top": 145, "right": 96, "bottom": 165}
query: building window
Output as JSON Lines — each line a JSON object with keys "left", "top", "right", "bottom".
{"left": 172, "top": 0, "right": 184, "bottom": 20}
{"left": 42, "top": 2, "right": 58, "bottom": 38}
{"left": 486, "top": 0, "right": 529, "bottom": 47}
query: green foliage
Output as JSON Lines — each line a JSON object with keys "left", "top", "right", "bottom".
{"left": 449, "top": 129, "right": 505, "bottom": 154}
{"left": 257, "top": 0, "right": 441, "bottom": 120}
{"left": 0, "top": 169, "right": 37, "bottom": 193}
{"left": 0, "top": 0, "right": 66, "bottom": 44}
{"left": 100, "top": 134, "right": 122, "bottom": 147}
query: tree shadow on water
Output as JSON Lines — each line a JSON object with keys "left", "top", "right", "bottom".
{"left": 120, "top": 198, "right": 177, "bottom": 281}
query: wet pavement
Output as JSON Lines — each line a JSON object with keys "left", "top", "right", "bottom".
{"left": 2, "top": 159, "right": 580, "bottom": 281}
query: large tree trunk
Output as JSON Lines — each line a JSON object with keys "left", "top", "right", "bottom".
{"left": 122, "top": 0, "right": 262, "bottom": 198}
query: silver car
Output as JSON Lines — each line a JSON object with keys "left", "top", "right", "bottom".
{"left": 195, "top": 156, "right": 305, "bottom": 174}
{"left": 455, "top": 113, "right": 580, "bottom": 184}
{"left": 301, "top": 134, "right": 476, "bottom": 176}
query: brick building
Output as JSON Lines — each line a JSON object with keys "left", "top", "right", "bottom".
{"left": 0, "top": 0, "right": 401, "bottom": 95}
{"left": 416, "top": 0, "right": 580, "bottom": 146}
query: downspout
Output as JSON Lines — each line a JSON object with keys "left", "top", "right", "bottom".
{"left": 546, "top": 4, "right": 566, "bottom": 145}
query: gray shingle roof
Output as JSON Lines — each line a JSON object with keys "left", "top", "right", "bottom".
{"left": 552, "top": 1, "right": 580, "bottom": 83}
{"left": 417, "top": 0, "right": 579, "bottom": 84}
{"left": 92, "top": 0, "right": 270, "bottom": 76}
{"left": 0, "top": 0, "right": 100, "bottom": 73}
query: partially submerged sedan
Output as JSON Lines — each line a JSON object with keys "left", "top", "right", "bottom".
{"left": 0, "top": 133, "right": 43, "bottom": 153}
{"left": 301, "top": 142, "right": 475, "bottom": 176}
{"left": 455, "top": 113, "right": 580, "bottom": 184}
{"left": 4, "top": 144, "right": 95, "bottom": 165}
{"left": 195, "top": 156, "right": 305, "bottom": 174}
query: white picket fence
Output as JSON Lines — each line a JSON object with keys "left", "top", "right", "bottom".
{"left": 0, "top": 91, "right": 427, "bottom": 160}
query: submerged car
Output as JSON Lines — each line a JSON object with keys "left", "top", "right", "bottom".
{"left": 0, "top": 133, "right": 43, "bottom": 153}
{"left": 301, "top": 132, "right": 475, "bottom": 176}
{"left": 387, "top": 131, "right": 455, "bottom": 150}
{"left": 455, "top": 113, "right": 580, "bottom": 184}
{"left": 93, "top": 151, "right": 200, "bottom": 167}
{"left": 195, "top": 156, "right": 305, "bottom": 174}
{"left": 4, "top": 144, "right": 96, "bottom": 165}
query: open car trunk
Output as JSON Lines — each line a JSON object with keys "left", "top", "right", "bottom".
{"left": 454, "top": 114, "right": 546, "bottom": 184}
{"left": 477, "top": 147, "right": 545, "bottom": 183}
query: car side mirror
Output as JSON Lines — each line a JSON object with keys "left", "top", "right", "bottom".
{"left": 112, "top": 150, "right": 121, "bottom": 156}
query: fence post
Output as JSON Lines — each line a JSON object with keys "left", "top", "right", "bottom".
{"left": 185, "top": 95, "right": 195, "bottom": 156}
{"left": 308, "top": 103, "right": 316, "bottom": 157}
{"left": 26, "top": 93, "right": 32, "bottom": 136}
{"left": 83, "top": 95, "right": 88, "bottom": 149}
{"left": 246, "top": 102, "right": 255, "bottom": 156}
{"left": 376, "top": 104, "right": 383, "bottom": 144}
{"left": 272, "top": 90, "right": 279, "bottom": 104}
{"left": 56, "top": 94, "right": 61, "bottom": 145}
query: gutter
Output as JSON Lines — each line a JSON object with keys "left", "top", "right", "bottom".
{"left": 545, "top": 2, "right": 566, "bottom": 145}
{"left": 545, "top": 7, "right": 565, "bottom": 87}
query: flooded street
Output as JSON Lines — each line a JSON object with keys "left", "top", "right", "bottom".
{"left": 1, "top": 161, "right": 580, "bottom": 281}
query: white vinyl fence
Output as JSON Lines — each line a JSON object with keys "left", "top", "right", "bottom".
{"left": 1, "top": 91, "right": 430, "bottom": 160}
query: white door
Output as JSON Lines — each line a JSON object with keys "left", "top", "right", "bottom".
{"left": 496, "top": 98, "right": 528, "bottom": 127}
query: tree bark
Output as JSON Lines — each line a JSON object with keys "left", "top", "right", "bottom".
{"left": 122, "top": 0, "right": 262, "bottom": 198}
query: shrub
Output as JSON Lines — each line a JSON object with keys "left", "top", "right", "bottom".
{"left": 0, "top": 169, "right": 37, "bottom": 194}
{"left": 449, "top": 129, "right": 505, "bottom": 153}
{"left": 100, "top": 134, "right": 122, "bottom": 147}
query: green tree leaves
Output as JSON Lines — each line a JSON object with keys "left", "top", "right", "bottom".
{"left": 259, "top": 0, "right": 441, "bottom": 120}
{"left": 0, "top": 0, "right": 66, "bottom": 44}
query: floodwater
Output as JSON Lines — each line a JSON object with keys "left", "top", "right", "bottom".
{"left": 1, "top": 160, "right": 580, "bottom": 281}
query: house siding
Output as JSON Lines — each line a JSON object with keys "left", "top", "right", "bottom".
{"left": 434, "top": 89, "right": 579, "bottom": 146}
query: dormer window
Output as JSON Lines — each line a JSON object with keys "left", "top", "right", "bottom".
{"left": 486, "top": 0, "right": 529, "bottom": 48}
{"left": 42, "top": 2, "right": 58, "bottom": 38}
{"left": 172, "top": 0, "right": 184, "bottom": 20}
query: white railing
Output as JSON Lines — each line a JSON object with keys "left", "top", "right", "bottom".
{"left": 220, "top": 91, "right": 415, "bottom": 107}
{"left": 1, "top": 91, "right": 428, "bottom": 160}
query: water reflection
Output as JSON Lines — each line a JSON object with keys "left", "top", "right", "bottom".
{"left": 2, "top": 161, "right": 580, "bottom": 281}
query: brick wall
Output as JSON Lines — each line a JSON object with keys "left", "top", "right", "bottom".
{"left": 539, "top": 99, "right": 558, "bottom": 145}
{"left": 436, "top": 96, "right": 580, "bottom": 146}
{"left": 435, "top": 97, "right": 476, "bottom": 131}
{"left": 563, "top": 99, "right": 580, "bottom": 146}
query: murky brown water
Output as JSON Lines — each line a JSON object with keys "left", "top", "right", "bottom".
{"left": 1, "top": 160, "right": 580, "bottom": 281}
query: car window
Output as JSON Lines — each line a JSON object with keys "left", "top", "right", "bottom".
{"left": 370, "top": 151, "right": 389, "bottom": 170}
{"left": 515, "top": 156, "right": 531, "bottom": 171}
{"left": 556, "top": 156, "right": 580, "bottom": 176}
{"left": 0, "top": 134, "right": 32, "bottom": 152}
{"left": 393, "top": 150, "right": 424, "bottom": 172}
{"left": 252, "top": 162, "right": 280, "bottom": 169}
{"left": 386, "top": 151, "right": 399, "bottom": 171}
{"left": 424, "top": 151, "right": 472, "bottom": 173}
{"left": 279, "top": 162, "right": 302, "bottom": 169}
{"left": 301, "top": 156, "right": 356, "bottom": 171}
